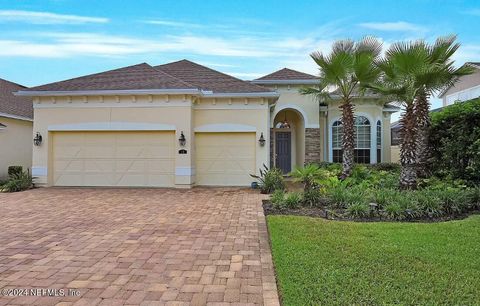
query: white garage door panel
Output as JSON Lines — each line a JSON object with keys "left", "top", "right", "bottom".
{"left": 53, "top": 131, "right": 175, "bottom": 187}
{"left": 196, "top": 132, "right": 255, "bottom": 186}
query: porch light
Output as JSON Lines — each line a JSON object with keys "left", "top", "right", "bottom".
{"left": 33, "top": 132, "right": 42, "bottom": 146}
{"left": 279, "top": 112, "right": 290, "bottom": 129}
{"left": 178, "top": 131, "right": 186, "bottom": 146}
{"left": 258, "top": 133, "right": 266, "bottom": 146}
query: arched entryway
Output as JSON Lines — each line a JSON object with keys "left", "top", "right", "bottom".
{"left": 271, "top": 108, "right": 305, "bottom": 174}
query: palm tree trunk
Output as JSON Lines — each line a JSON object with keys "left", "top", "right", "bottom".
{"left": 400, "top": 102, "right": 417, "bottom": 189}
{"left": 340, "top": 99, "right": 355, "bottom": 179}
{"left": 415, "top": 90, "right": 431, "bottom": 178}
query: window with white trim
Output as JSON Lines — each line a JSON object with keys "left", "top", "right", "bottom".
{"left": 376, "top": 120, "right": 382, "bottom": 163}
{"left": 332, "top": 116, "right": 371, "bottom": 164}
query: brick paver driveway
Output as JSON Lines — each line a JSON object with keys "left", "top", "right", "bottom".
{"left": 0, "top": 188, "right": 279, "bottom": 306}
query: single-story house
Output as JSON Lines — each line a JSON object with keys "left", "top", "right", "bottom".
{"left": 0, "top": 78, "right": 33, "bottom": 179}
{"left": 17, "top": 60, "right": 397, "bottom": 188}
{"left": 439, "top": 62, "right": 480, "bottom": 106}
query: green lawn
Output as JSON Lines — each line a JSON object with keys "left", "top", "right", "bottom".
{"left": 267, "top": 215, "right": 480, "bottom": 305}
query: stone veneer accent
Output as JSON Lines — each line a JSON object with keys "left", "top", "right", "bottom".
{"left": 305, "top": 128, "right": 321, "bottom": 164}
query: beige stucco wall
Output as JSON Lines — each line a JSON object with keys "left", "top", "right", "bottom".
{"left": 32, "top": 94, "right": 270, "bottom": 187}
{"left": 0, "top": 117, "right": 33, "bottom": 179}
{"left": 391, "top": 145, "right": 400, "bottom": 163}
{"left": 325, "top": 99, "right": 393, "bottom": 163}
{"left": 266, "top": 84, "right": 319, "bottom": 128}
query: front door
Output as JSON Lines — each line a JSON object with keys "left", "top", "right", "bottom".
{"left": 275, "top": 131, "right": 291, "bottom": 174}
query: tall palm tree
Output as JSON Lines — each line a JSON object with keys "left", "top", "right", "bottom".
{"left": 368, "top": 41, "right": 432, "bottom": 189}
{"left": 301, "top": 37, "right": 382, "bottom": 179}
{"left": 414, "top": 35, "right": 474, "bottom": 178}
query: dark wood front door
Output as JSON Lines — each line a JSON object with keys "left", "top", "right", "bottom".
{"left": 275, "top": 131, "right": 291, "bottom": 174}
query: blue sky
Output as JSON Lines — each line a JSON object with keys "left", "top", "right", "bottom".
{"left": 1, "top": 0, "right": 479, "bottom": 112}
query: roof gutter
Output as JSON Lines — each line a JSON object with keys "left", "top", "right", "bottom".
{"left": 200, "top": 91, "right": 279, "bottom": 98}
{"left": 251, "top": 79, "right": 319, "bottom": 85}
{"left": 0, "top": 112, "right": 33, "bottom": 122}
{"left": 15, "top": 88, "right": 201, "bottom": 97}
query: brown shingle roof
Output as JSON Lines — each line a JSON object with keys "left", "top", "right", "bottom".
{"left": 0, "top": 78, "right": 32, "bottom": 119}
{"left": 255, "top": 68, "right": 317, "bottom": 81}
{"left": 24, "top": 63, "right": 196, "bottom": 92}
{"left": 154, "top": 60, "right": 271, "bottom": 93}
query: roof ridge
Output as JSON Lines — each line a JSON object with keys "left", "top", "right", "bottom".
{"left": 156, "top": 59, "right": 273, "bottom": 92}
{"left": 254, "top": 67, "right": 317, "bottom": 81}
{"left": 150, "top": 63, "right": 197, "bottom": 89}
{"left": 0, "top": 77, "right": 26, "bottom": 89}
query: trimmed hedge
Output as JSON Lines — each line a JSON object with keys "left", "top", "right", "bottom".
{"left": 429, "top": 98, "right": 480, "bottom": 184}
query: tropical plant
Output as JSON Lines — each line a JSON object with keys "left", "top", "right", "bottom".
{"left": 7, "top": 166, "right": 23, "bottom": 177}
{"left": 413, "top": 35, "right": 474, "bottom": 178}
{"left": 384, "top": 203, "right": 404, "bottom": 220}
{"left": 346, "top": 202, "right": 369, "bottom": 218}
{"left": 301, "top": 37, "right": 383, "bottom": 179}
{"left": 284, "top": 192, "right": 302, "bottom": 209}
{"left": 290, "top": 164, "right": 329, "bottom": 192}
{"left": 303, "top": 188, "right": 323, "bottom": 207}
{"left": 270, "top": 190, "right": 286, "bottom": 209}
{"left": 250, "top": 164, "right": 286, "bottom": 194}
{"left": 1, "top": 170, "right": 33, "bottom": 192}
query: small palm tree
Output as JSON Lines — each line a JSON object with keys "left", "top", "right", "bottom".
{"left": 301, "top": 37, "right": 382, "bottom": 179}
{"left": 414, "top": 35, "right": 474, "bottom": 178}
{"left": 290, "top": 164, "right": 328, "bottom": 191}
{"left": 368, "top": 41, "right": 433, "bottom": 189}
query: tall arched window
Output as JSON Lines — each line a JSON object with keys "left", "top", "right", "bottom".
{"left": 376, "top": 120, "right": 382, "bottom": 163}
{"left": 331, "top": 116, "right": 371, "bottom": 164}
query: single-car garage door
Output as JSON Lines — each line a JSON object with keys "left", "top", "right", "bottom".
{"left": 195, "top": 132, "right": 255, "bottom": 186}
{"left": 52, "top": 131, "right": 175, "bottom": 187}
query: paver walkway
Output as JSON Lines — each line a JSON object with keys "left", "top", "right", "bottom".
{"left": 0, "top": 188, "right": 279, "bottom": 306}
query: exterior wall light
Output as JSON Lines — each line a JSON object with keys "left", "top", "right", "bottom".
{"left": 179, "top": 131, "right": 186, "bottom": 146}
{"left": 258, "top": 132, "right": 266, "bottom": 146}
{"left": 33, "top": 132, "right": 43, "bottom": 146}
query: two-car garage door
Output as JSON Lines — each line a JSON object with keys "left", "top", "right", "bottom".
{"left": 52, "top": 131, "right": 256, "bottom": 187}
{"left": 52, "top": 131, "right": 175, "bottom": 187}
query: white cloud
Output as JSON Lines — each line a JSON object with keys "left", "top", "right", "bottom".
{"left": 0, "top": 32, "right": 332, "bottom": 59}
{"left": 358, "top": 21, "right": 426, "bottom": 33}
{"left": 0, "top": 10, "right": 108, "bottom": 24}
{"left": 142, "top": 19, "right": 203, "bottom": 28}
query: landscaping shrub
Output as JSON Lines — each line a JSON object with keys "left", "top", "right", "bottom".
{"left": 270, "top": 190, "right": 285, "bottom": 209}
{"left": 346, "top": 202, "right": 369, "bottom": 218}
{"left": 271, "top": 190, "right": 302, "bottom": 209}
{"left": 467, "top": 187, "right": 480, "bottom": 209}
{"left": 415, "top": 190, "right": 443, "bottom": 218}
{"left": 284, "top": 192, "right": 302, "bottom": 209}
{"left": 384, "top": 203, "right": 404, "bottom": 220}
{"left": 429, "top": 98, "right": 480, "bottom": 184}
{"left": 369, "top": 162, "right": 401, "bottom": 172}
{"left": 302, "top": 188, "right": 323, "bottom": 207}
{"left": 7, "top": 166, "right": 23, "bottom": 177}
{"left": 1, "top": 170, "right": 33, "bottom": 192}
{"left": 250, "top": 165, "right": 285, "bottom": 194}
{"left": 290, "top": 164, "right": 328, "bottom": 192}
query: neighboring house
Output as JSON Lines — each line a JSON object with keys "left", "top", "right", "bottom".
{"left": 0, "top": 78, "right": 33, "bottom": 179}
{"left": 440, "top": 62, "right": 480, "bottom": 106}
{"left": 17, "top": 60, "right": 397, "bottom": 188}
